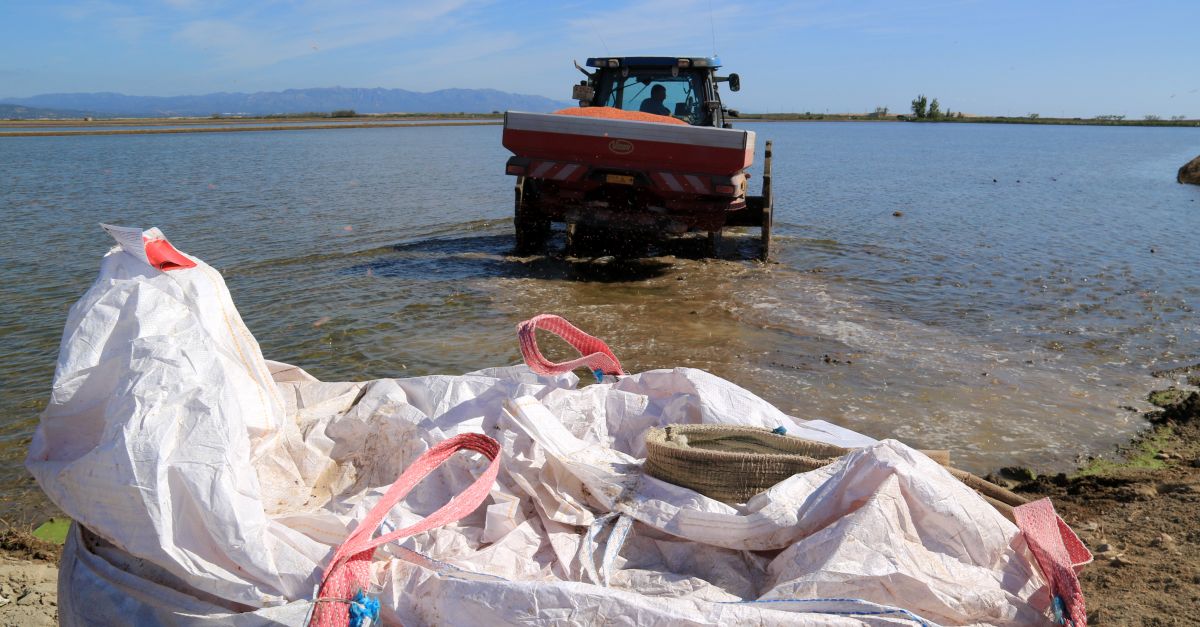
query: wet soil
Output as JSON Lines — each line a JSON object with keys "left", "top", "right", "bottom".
{"left": 1000, "top": 384, "right": 1200, "bottom": 625}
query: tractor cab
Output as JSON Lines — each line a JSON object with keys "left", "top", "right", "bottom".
{"left": 573, "top": 57, "right": 741, "bottom": 128}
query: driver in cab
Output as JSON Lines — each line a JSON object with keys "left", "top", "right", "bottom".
{"left": 639, "top": 84, "right": 670, "bottom": 116}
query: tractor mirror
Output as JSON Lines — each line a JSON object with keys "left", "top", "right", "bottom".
{"left": 728, "top": 73, "right": 741, "bottom": 92}
{"left": 572, "top": 84, "right": 595, "bottom": 102}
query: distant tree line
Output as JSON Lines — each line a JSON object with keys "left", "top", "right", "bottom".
{"left": 909, "top": 94, "right": 963, "bottom": 119}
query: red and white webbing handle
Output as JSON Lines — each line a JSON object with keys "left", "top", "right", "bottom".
{"left": 1013, "top": 498, "right": 1093, "bottom": 626}
{"left": 517, "top": 314, "right": 624, "bottom": 378}
{"left": 309, "top": 433, "right": 501, "bottom": 627}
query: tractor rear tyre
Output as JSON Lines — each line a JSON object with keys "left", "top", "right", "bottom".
{"left": 708, "top": 229, "right": 723, "bottom": 258}
{"left": 514, "top": 177, "right": 550, "bottom": 253}
{"left": 565, "top": 221, "right": 590, "bottom": 256}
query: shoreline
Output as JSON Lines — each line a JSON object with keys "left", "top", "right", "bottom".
{"left": 4, "top": 373, "right": 1196, "bottom": 623}
{"left": 4, "top": 112, "right": 1198, "bottom": 136}
{"left": 738, "top": 113, "right": 1200, "bottom": 127}
{"left": 0, "top": 113, "right": 502, "bottom": 127}
{"left": 0, "top": 119, "right": 500, "bottom": 137}
{"left": 1002, "top": 379, "right": 1200, "bottom": 623}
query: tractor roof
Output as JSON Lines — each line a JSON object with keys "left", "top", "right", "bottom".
{"left": 585, "top": 56, "right": 721, "bottom": 69}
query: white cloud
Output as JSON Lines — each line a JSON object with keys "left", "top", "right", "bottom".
{"left": 176, "top": 19, "right": 305, "bottom": 68}
{"left": 172, "top": 0, "right": 481, "bottom": 69}
{"left": 372, "top": 30, "right": 525, "bottom": 90}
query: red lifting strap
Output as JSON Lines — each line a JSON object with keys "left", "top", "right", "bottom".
{"left": 309, "top": 433, "right": 501, "bottom": 627}
{"left": 517, "top": 314, "right": 625, "bottom": 378}
{"left": 143, "top": 235, "right": 196, "bottom": 271}
{"left": 1013, "top": 498, "right": 1092, "bottom": 626}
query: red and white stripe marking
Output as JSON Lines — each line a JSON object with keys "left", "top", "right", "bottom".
{"left": 650, "top": 172, "right": 711, "bottom": 194}
{"left": 527, "top": 160, "right": 585, "bottom": 181}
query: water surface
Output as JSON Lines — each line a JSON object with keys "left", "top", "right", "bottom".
{"left": 2, "top": 121, "right": 1198, "bottom": 519}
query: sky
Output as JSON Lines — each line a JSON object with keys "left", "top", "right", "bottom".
{"left": 1, "top": 0, "right": 1198, "bottom": 117}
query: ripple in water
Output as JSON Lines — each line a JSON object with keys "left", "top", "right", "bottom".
{"left": 2, "top": 121, "right": 1199, "bottom": 518}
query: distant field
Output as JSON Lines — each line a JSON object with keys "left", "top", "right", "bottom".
{"left": 930, "top": 115, "right": 1200, "bottom": 127}
{"left": 4, "top": 110, "right": 1196, "bottom": 132}
{"left": 737, "top": 112, "right": 1200, "bottom": 127}
{"left": 0, "top": 112, "right": 504, "bottom": 127}
{"left": 0, "top": 114, "right": 503, "bottom": 137}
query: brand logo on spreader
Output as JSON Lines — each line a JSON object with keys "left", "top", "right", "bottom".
{"left": 608, "top": 139, "right": 634, "bottom": 155}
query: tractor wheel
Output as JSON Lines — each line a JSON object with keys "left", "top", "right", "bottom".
{"left": 567, "top": 221, "right": 609, "bottom": 257}
{"left": 565, "top": 221, "right": 586, "bottom": 256}
{"left": 759, "top": 140, "right": 774, "bottom": 262}
{"left": 707, "top": 229, "right": 724, "bottom": 258}
{"left": 514, "top": 177, "right": 550, "bottom": 253}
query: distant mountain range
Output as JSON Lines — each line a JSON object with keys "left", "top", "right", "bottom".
{"left": 1, "top": 87, "right": 572, "bottom": 118}
{"left": 0, "top": 103, "right": 98, "bottom": 120}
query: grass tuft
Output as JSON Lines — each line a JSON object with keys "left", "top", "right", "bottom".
{"left": 1073, "top": 426, "right": 1173, "bottom": 478}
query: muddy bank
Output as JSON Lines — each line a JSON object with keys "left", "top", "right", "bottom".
{"left": 996, "top": 376, "right": 1200, "bottom": 624}
{"left": 0, "top": 528, "right": 60, "bottom": 626}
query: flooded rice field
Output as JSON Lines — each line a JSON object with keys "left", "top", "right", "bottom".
{"left": 2, "top": 121, "right": 1199, "bottom": 519}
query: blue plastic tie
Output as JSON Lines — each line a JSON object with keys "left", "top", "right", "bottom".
{"left": 771, "top": 426, "right": 787, "bottom": 435}
{"left": 593, "top": 369, "right": 604, "bottom": 383}
{"left": 348, "top": 589, "right": 380, "bottom": 627}
{"left": 1051, "top": 595, "right": 1067, "bottom": 625}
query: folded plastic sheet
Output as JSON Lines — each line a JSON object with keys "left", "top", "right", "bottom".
{"left": 31, "top": 232, "right": 1054, "bottom": 625}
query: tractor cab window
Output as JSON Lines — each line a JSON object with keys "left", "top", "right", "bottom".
{"left": 595, "top": 70, "right": 711, "bottom": 126}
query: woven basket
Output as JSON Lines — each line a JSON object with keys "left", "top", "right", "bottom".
{"left": 643, "top": 424, "right": 1027, "bottom": 518}
{"left": 643, "top": 424, "right": 849, "bottom": 504}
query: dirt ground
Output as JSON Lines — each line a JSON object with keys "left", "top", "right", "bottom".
{"left": 3, "top": 386, "right": 1198, "bottom": 626}
{"left": 0, "top": 529, "right": 60, "bottom": 626}
{"left": 1000, "top": 384, "right": 1200, "bottom": 625}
